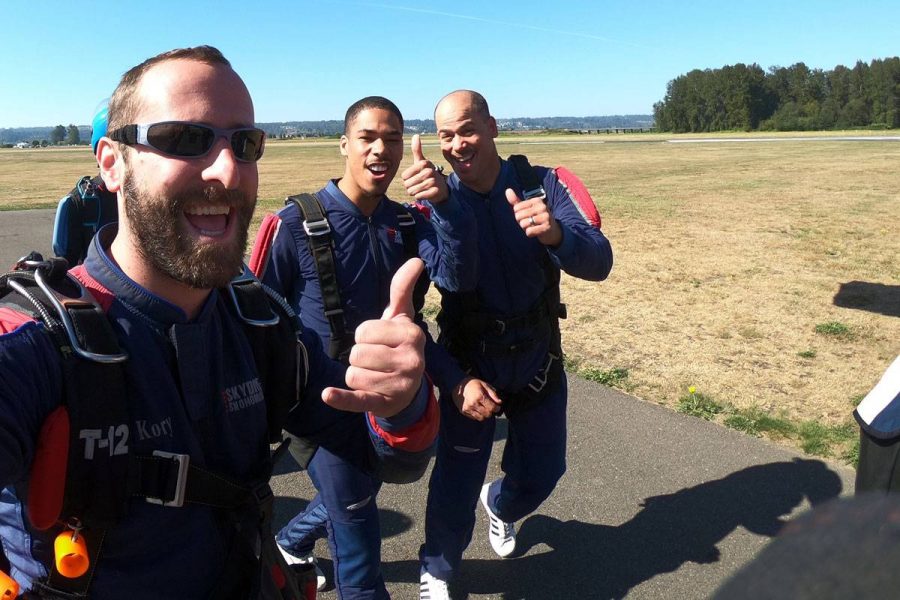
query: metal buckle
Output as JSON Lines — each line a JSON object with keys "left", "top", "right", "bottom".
{"left": 16, "top": 268, "right": 129, "bottom": 364}
{"left": 492, "top": 319, "right": 506, "bottom": 335}
{"left": 303, "top": 217, "right": 331, "bottom": 237}
{"left": 527, "top": 353, "right": 558, "bottom": 394}
{"left": 522, "top": 186, "right": 546, "bottom": 202}
{"left": 147, "top": 451, "right": 190, "bottom": 507}
{"left": 396, "top": 212, "right": 415, "bottom": 228}
{"left": 227, "top": 263, "right": 280, "bottom": 327}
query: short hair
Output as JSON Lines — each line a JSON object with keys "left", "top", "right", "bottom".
{"left": 344, "top": 96, "right": 404, "bottom": 134}
{"left": 435, "top": 90, "right": 491, "bottom": 121}
{"left": 107, "top": 46, "right": 232, "bottom": 132}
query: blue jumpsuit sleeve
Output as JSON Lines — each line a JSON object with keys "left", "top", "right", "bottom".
{"left": 543, "top": 170, "right": 613, "bottom": 281}
{"left": 0, "top": 323, "right": 63, "bottom": 486}
{"left": 416, "top": 196, "right": 478, "bottom": 292}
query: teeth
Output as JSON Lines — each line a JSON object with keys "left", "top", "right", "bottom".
{"left": 185, "top": 205, "right": 230, "bottom": 216}
{"left": 369, "top": 164, "right": 388, "bottom": 173}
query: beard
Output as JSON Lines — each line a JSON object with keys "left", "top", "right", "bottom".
{"left": 122, "top": 173, "right": 255, "bottom": 289}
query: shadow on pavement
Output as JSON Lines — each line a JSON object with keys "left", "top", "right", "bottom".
{"left": 833, "top": 281, "right": 900, "bottom": 317}
{"left": 394, "top": 458, "right": 843, "bottom": 599}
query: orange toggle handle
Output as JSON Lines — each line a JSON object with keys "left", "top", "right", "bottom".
{"left": 54, "top": 531, "right": 89, "bottom": 578}
{"left": 0, "top": 569, "right": 19, "bottom": 599}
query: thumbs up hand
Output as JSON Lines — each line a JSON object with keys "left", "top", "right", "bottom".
{"left": 322, "top": 258, "right": 427, "bottom": 417}
{"left": 401, "top": 134, "right": 449, "bottom": 203}
{"left": 506, "top": 188, "right": 562, "bottom": 247}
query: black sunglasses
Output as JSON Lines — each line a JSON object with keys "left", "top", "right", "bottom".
{"left": 107, "top": 121, "right": 266, "bottom": 162}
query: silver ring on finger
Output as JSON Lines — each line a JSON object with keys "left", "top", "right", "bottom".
{"left": 529, "top": 215, "right": 537, "bottom": 227}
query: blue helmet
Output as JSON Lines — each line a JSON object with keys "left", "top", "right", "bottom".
{"left": 90, "top": 99, "right": 110, "bottom": 155}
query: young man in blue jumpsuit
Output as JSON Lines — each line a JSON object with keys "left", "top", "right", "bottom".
{"left": 251, "top": 96, "right": 474, "bottom": 599}
{"left": 0, "top": 47, "right": 436, "bottom": 599}
{"left": 416, "top": 90, "right": 614, "bottom": 599}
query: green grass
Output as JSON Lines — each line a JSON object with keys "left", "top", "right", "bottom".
{"left": 797, "top": 349, "right": 817, "bottom": 359}
{"left": 814, "top": 321, "right": 851, "bottom": 337}
{"left": 673, "top": 388, "right": 858, "bottom": 464}
{"left": 677, "top": 391, "right": 725, "bottom": 421}
{"left": 581, "top": 366, "right": 629, "bottom": 388}
{"left": 723, "top": 407, "right": 797, "bottom": 439}
{"left": 797, "top": 420, "right": 858, "bottom": 458}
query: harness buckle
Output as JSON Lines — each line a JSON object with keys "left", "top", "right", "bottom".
{"left": 17, "top": 267, "right": 130, "bottom": 364}
{"left": 396, "top": 212, "right": 416, "bottom": 228}
{"left": 492, "top": 319, "right": 506, "bottom": 336}
{"left": 528, "top": 353, "right": 558, "bottom": 394}
{"left": 522, "top": 185, "right": 546, "bottom": 202}
{"left": 228, "top": 264, "right": 280, "bottom": 327}
{"left": 147, "top": 451, "right": 190, "bottom": 507}
{"left": 303, "top": 217, "right": 331, "bottom": 238}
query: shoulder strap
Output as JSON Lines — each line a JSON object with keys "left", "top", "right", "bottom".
{"left": 225, "top": 264, "right": 306, "bottom": 443}
{"left": 389, "top": 201, "right": 429, "bottom": 318}
{"left": 286, "top": 193, "right": 352, "bottom": 361}
{"left": 0, "top": 253, "right": 130, "bottom": 596}
{"left": 508, "top": 154, "right": 546, "bottom": 201}
{"left": 391, "top": 202, "right": 419, "bottom": 260}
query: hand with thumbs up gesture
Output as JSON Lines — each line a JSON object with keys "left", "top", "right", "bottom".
{"left": 401, "top": 134, "right": 449, "bottom": 204}
{"left": 506, "top": 188, "right": 563, "bottom": 247}
{"left": 322, "top": 258, "right": 428, "bottom": 417}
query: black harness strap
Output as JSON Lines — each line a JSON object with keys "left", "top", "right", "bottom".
{"left": 1, "top": 255, "right": 129, "bottom": 597}
{"left": 287, "top": 193, "right": 352, "bottom": 362}
{"left": 287, "top": 193, "right": 421, "bottom": 363}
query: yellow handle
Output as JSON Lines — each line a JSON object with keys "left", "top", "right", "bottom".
{"left": 54, "top": 531, "right": 90, "bottom": 578}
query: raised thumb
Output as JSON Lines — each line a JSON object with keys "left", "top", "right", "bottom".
{"left": 382, "top": 257, "right": 425, "bottom": 320}
{"left": 411, "top": 134, "right": 426, "bottom": 162}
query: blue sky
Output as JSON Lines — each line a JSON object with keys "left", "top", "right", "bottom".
{"left": 1, "top": 0, "right": 897, "bottom": 127}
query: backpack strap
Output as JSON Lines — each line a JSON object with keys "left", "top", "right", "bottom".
{"left": 392, "top": 202, "right": 418, "bottom": 260}
{"left": 508, "top": 154, "right": 546, "bottom": 201}
{"left": 225, "top": 263, "right": 307, "bottom": 443}
{"left": 1, "top": 254, "right": 130, "bottom": 597}
{"left": 286, "top": 193, "right": 353, "bottom": 362}
{"left": 390, "top": 202, "right": 430, "bottom": 318}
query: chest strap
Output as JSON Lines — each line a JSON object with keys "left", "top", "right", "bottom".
{"left": 287, "top": 192, "right": 419, "bottom": 363}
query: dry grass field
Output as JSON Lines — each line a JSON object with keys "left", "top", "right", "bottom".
{"left": 2, "top": 132, "right": 897, "bottom": 461}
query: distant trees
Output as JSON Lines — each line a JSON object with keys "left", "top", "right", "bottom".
{"left": 654, "top": 57, "right": 900, "bottom": 132}
{"left": 50, "top": 125, "right": 66, "bottom": 144}
{"left": 66, "top": 124, "right": 80, "bottom": 145}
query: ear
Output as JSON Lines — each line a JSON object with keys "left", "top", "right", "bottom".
{"left": 339, "top": 134, "right": 349, "bottom": 158}
{"left": 96, "top": 138, "right": 125, "bottom": 193}
{"left": 488, "top": 116, "right": 499, "bottom": 139}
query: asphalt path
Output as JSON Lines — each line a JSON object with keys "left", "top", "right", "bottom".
{"left": 0, "top": 209, "right": 857, "bottom": 599}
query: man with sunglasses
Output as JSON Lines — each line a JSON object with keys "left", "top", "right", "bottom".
{"left": 0, "top": 46, "right": 436, "bottom": 599}
{"left": 250, "top": 96, "right": 474, "bottom": 599}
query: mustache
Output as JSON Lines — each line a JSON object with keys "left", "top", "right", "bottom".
{"left": 173, "top": 186, "right": 250, "bottom": 212}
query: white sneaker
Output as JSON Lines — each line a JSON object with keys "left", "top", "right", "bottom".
{"left": 419, "top": 567, "right": 450, "bottom": 600}
{"left": 276, "top": 540, "right": 327, "bottom": 592}
{"left": 480, "top": 481, "right": 516, "bottom": 558}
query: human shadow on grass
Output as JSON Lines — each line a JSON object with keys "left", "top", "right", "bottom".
{"left": 833, "top": 281, "right": 900, "bottom": 317}
{"left": 424, "top": 458, "right": 843, "bottom": 600}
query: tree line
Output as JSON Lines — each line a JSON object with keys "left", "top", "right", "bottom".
{"left": 653, "top": 57, "right": 900, "bottom": 132}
